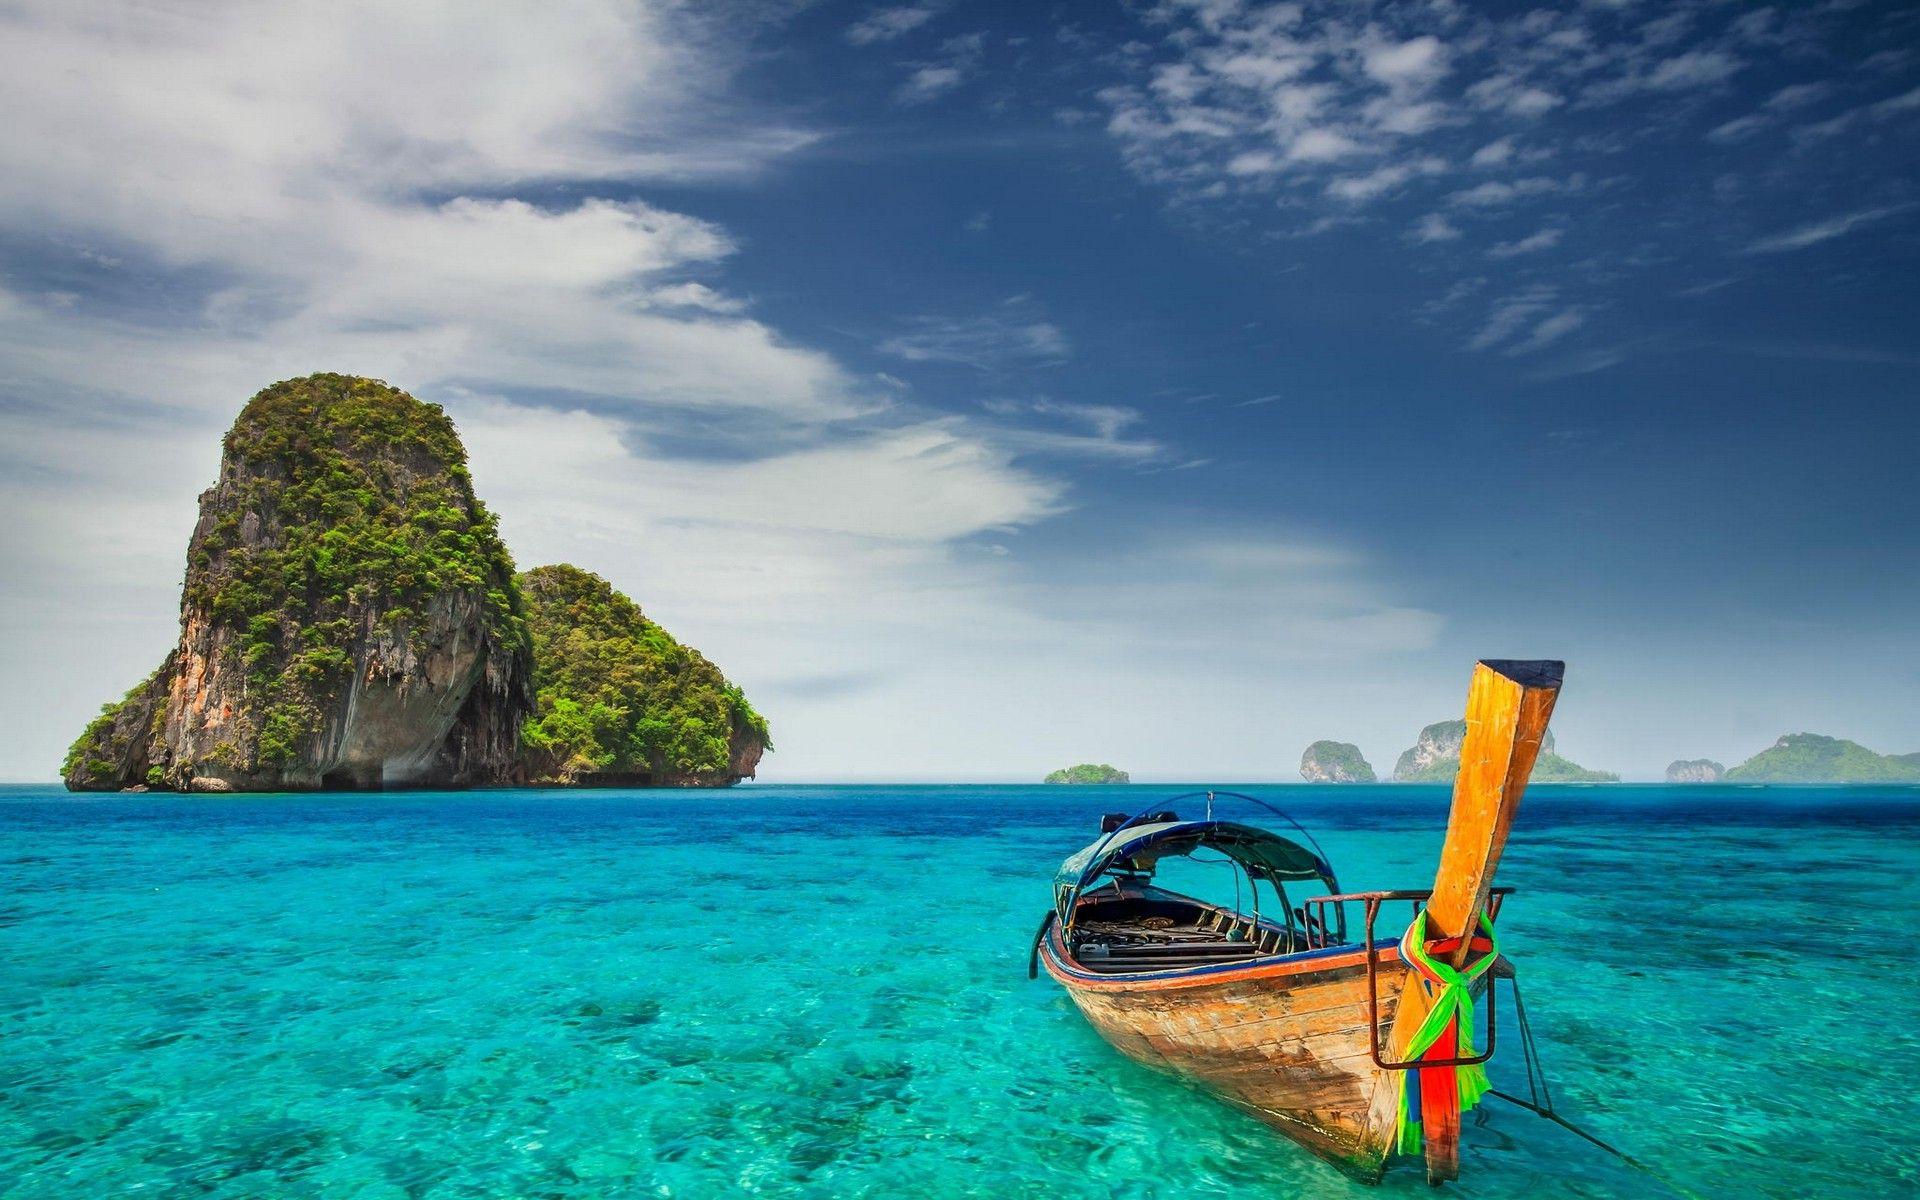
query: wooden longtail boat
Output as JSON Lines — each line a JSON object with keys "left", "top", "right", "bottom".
{"left": 1033, "top": 660, "right": 1562, "bottom": 1184}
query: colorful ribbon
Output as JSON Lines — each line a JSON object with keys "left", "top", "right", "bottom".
{"left": 1392, "top": 910, "right": 1499, "bottom": 1155}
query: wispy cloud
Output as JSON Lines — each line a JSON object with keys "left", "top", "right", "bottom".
{"left": 1467, "top": 287, "right": 1586, "bottom": 355}
{"left": 1088, "top": 0, "right": 1918, "bottom": 366}
{"left": 877, "top": 298, "right": 1070, "bottom": 368}
{"left": 1488, "top": 227, "right": 1563, "bottom": 258}
{"left": 1409, "top": 213, "right": 1462, "bottom": 242}
{"left": 1509, "top": 307, "right": 1587, "bottom": 355}
{"left": 1744, "top": 205, "right": 1912, "bottom": 254}
{"left": 898, "top": 65, "right": 965, "bottom": 105}
{"left": 1447, "top": 177, "right": 1570, "bottom": 208}
{"left": 845, "top": 3, "right": 943, "bottom": 46}
{"left": 894, "top": 31, "right": 984, "bottom": 105}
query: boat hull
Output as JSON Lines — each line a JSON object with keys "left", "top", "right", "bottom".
{"left": 1042, "top": 928, "right": 1408, "bottom": 1181}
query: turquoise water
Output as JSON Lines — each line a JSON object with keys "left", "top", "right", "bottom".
{"left": 2, "top": 783, "right": 1917, "bottom": 1199}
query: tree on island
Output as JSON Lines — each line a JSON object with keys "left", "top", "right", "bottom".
{"left": 1390, "top": 720, "right": 1616, "bottom": 782}
{"left": 1045, "top": 763, "right": 1130, "bottom": 784}
{"left": 62, "top": 374, "right": 768, "bottom": 792}
{"left": 1299, "top": 741, "right": 1376, "bottom": 782}
{"left": 1725, "top": 734, "right": 1920, "bottom": 783}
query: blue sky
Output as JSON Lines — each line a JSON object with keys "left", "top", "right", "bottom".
{"left": 1, "top": 0, "right": 1916, "bottom": 781}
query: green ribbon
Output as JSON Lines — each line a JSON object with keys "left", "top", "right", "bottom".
{"left": 1393, "top": 910, "right": 1500, "bottom": 1155}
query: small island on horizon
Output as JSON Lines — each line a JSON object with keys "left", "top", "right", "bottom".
{"left": 1299, "top": 741, "right": 1375, "bottom": 783}
{"left": 1044, "top": 764, "right": 1130, "bottom": 785}
{"left": 63, "top": 375, "right": 768, "bottom": 794}
{"left": 1294, "top": 728, "right": 1918, "bottom": 786}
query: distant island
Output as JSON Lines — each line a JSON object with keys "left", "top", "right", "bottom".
{"left": 1045, "top": 764, "right": 1130, "bottom": 784}
{"left": 1299, "top": 741, "right": 1375, "bottom": 783}
{"left": 1724, "top": 734, "right": 1920, "bottom": 783}
{"left": 1665, "top": 759, "right": 1725, "bottom": 783}
{"left": 63, "top": 374, "right": 768, "bottom": 792}
{"left": 1390, "top": 720, "right": 1617, "bottom": 783}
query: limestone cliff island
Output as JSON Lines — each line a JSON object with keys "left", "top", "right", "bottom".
{"left": 1390, "top": 720, "right": 1616, "bottom": 782}
{"left": 63, "top": 374, "right": 767, "bottom": 792}
{"left": 1665, "top": 759, "right": 1725, "bottom": 783}
{"left": 1299, "top": 741, "right": 1375, "bottom": 783}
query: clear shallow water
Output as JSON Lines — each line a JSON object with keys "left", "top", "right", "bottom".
{"left": 2, "top": 783, "right": 1917, "bottom": 1200}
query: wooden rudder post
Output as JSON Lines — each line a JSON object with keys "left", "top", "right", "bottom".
{"left": 1395, "top": 658, "right": 1563, "bottom": 1184}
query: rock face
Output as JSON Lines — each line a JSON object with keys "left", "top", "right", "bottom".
{"left": 1390, "top": 722, "right": 1615, "bottom": 782}
{"left": 1044, "top": 764, "right": 1129, "bottom": 784}
{"left": 64, "top": 375, "right": 533, "bottom": 791}
{"left": 1392, "top": 720, "right": 1471, "bottom": 781}
{"left": 1299, "top": 741, "right": 1375, "bottom": 783}
{"left": 1665, "top": 759, "right": 1725, "bottom": 783}
{"left": 518, "top": 564, "right": 767, "bottom": 787}
{"left": 1725, "top": 734, "right": 1920, "bottom": 783}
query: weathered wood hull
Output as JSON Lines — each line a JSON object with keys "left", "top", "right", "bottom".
{"left": 1041, "top": 927, "right": 1409, "bottom": 1181}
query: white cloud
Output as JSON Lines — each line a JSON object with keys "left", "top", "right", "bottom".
{"left": 877, "top": 304, "right": 1071, "bottom": 368}
{"left": 1470, "top": 137, "right": 1516, "bottom": 167}
{"left": 0, "top": 2, "right": 852, "bottom": 423}
{"left": 1871, "top": 85, "right": 1920, "bottom": 118}
{"left": 1090, "top": 0, "right": 1912, "bottom": 379}
{"left": 1468, "top": 285, "right": 1557, "bottom": 351}
{"left": 1446, "top": 176, "right": 1565, "bottom": 207}
{"left": 1644, "top": 49, "right": 1741, "bottom": 91}
{"left": 1790, "top": 85, "right": 1920, "bottom": 146}
{"left": 1744, "top": 206, "right": 1912, "bottom": 254}
{"left": 1326, "top": 156, "right": 1445, "bottom": 201}
{"left": 449, "top": 402, "right": 1438, "bottom": 781}
{"left": 1361, "top": 35, "right": 1449, "bottom": 89}
{"left": 893, "top": 31, "right": 984, "bottom": 106}
{"left": 1765, "top": 82, "right": 1832, "bottom": 112}
{"left": 1289, "top": 129, "right": 1364, "bottom": 163}
{"left": 897, "top": 64, "right": 966, "bottom": 105}
{"left": 1509, "top": 307, "right": 1586, "bottom": 354}
{"left": 1708, "top": 113, "right": 1770, "bottom": 143}
{"left": 1466, "top": 74, "right": 1563, "bottom": 117}
{"left": 845, "top": 4, "right": 942, "bottom": 46}
{"left": 1488, "top": 227, "right": 1563, "bottom": 257}
{"left": 647, "top": 282, "right": 749, "bottom": 314}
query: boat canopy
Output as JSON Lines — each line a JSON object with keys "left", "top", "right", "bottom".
{"left": 1052, "top": 819, "right": 1336, "bottom": 923}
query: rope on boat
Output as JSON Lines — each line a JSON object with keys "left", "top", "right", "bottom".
{"left": 1489, "top": 977, "right": 1708, "bottom": 1200}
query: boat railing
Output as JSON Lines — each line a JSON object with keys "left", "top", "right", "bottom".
{"left": 1303, "top": 887, "right": 1515, "bottom": 1072}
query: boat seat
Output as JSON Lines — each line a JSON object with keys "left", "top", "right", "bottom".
{"left": 1074, "top": 949, "right": 1265, "bottom": 973}
{"left": 1072, "top": 936, "right": 1266, "bottom": 973}
{"left": 1099, "top": 940, "right": 1254, "bottom": 957}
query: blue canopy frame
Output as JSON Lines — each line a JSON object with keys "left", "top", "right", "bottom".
{"left": 1052, "top": 815, "right": 1338, "bottom": 925}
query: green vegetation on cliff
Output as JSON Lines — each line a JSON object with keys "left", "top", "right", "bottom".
{"left": 1392, "top": 719, "right": 1616, "bottom": 782}
{"left": 189, "top": 374, "right": 527, "bottom": 765}
{"left": 1299, "top": 740, "right": 1376, "bottom": 782}
{"left": 518, "top": 564, "right": 768, "bottom": 784}
{"left": 1395, "top": 750, "right": 1617, "bottom": 784}
{"left": 1726, "top": 734, "right": 1920, "bottom": 783}
{"left": 63, "top": 666, "right": 168, "bottom": 788}
{"left": 1044, "top": 764, "right": 1130, "bottom": 784}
